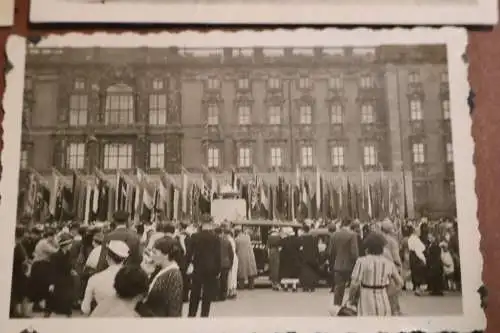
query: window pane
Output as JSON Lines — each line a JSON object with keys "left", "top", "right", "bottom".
{"left": 208, "top": 147, "right": 219, "bottom": 168}
{"left": 410, "top": 100, "right": 422, "bottom": 120}
{"left": 105, "top": 84, "right": 134, "bottom": 125}
{"left": 239, "top": 147, "right": 251, "bottom": 167}
{"left": 300, "top": 105, "right": 312, "bottom": 125}
{"left": 301, "top": 146, "right": 313, "bottom": 167}
{"left": 363, "top": 145, "right": 377, "bottom": 166}
{"left": 361, "top": 104, "right": 374, "bottom": 124}
{"left": 270, "top": 147, "right": 282, "bottom": 167}
{"left": 412, "top": 143, "right": 425, "bottom": 164}
{"left": 104, "top": 143, "right": 132, "bottom": 170}
{"left": 67, "top": 143, "right": 85, "bottom": 169}
{"left": 69, "top": 95, "right": 88, "bottom": 126}
{"left": 208, "top": 105, "right": 219, "bottom": 125}
{"left": 149, "top": 94, "right": 167, "bottom": 125}
{"left": 150, "top": 143, "right": 165, "bottom": 169}
{"left": 442, "top": 99, "right": 450, "bottom": 120}
{"left": 239, "top": 105, "right": 251, "bottom": 125}
{"left": 330, "top": 104, "right": 343, "bottom": 124}
{"left": 269, "top": 106, "right": 281, "bottom": 125}
{"left": 331, "top": 146, "right": 344, "bottom": 167}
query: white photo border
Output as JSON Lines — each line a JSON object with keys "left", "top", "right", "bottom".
{"left": 1, "top": 28, "right": 483, "bottom": 333}
{"left": 29, "top": 0, "right": 497, "bottom": 25}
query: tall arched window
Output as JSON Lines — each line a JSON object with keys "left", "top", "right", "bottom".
{"left": 105, "top": 83, "right": 134, "bottom": 125}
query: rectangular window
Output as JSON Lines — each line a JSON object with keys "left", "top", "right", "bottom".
{"left": 410, "top": 99, "right": 423, "bottom": 121}
{"left": 149, "top": 94, "right": 167, "bottom": 125}
{"left": 74, "top": 78, "right": 85, "bottom": 90}
{"left": 238, "top": 105, "right": 251, "bottom": 125}
{"left": 412, "top": 143, "right": 425, "bottom": 164}
{"left": 270, "top": 147, "right": 282, "bottom": 168}
{"left": 360, "top": 75, "right": 374, "bottom": 89}
{"left": 268, "top": 77, "right": 281, "bottom": 90}
{"left": 207, "top": 147, "right": 220, "bottom": 168}
{"left": 328, "top": 76, "right": 343, "bottom": 90}
{"left": 237, "top": 78, "right": 250, "bottom": 90}
{"left": 269, "top": 105, "right": 281, "bottom": 125}
{"left": 20, "top": 149, "right": 28, "bottom": 169}
{"left": 331, "top": 146, "right": 344, "bottom": 167}
{"left": 207, "top": 78, "right": 220, "bottom": 90}
{"left": 67, "top": 143, "right": 85, "bottom": 170}
{"left": 103, "top": 143, "right": 133, "bottom": 170}
{"left": 442, "top": 99, "right": 450, "bottom": 120}
{"left": 330, "top": 103, "right": 343, "bottom": 124}
{"left": 298, "top": 76, "right": 311, "bottom": 89}
{"left": 363, "top": 145, "right": 377, "bottom": 167}
{"left": 361, "top": 103, "right": 375, "bottom": 124}
{"left": 300, "top": 105, "right": 312, "bottom": 125}
{"left": 408, "top": 72, "right": 420, "bottom": 84}
{"left": 446, "top": 142, "right": 453, "bottom": 163}
{"left": 149, "top": 142, "right": 165, "bottom": 169}
{"left": 69, "top": 94, "right": 88, "bottom": 126}
{"left": 105, "top": 94, "right": 134, "bottom": 125}
{"left": 449, "top": 180, "right": 455, "bottom": 196}
{"left": 238, "top": 147, "right": 251, "bottom": 168}
{"left": 207, "top": 104, "right": 219, "bottom": 125}
{"left": 301, "top": 145, "right": 313, "bottom": 167}
{"left": 152, "top": 78, "right": 164, "bottom": 90}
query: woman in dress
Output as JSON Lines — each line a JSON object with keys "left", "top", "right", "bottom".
{"left": 141, "top": 237, "right": 184, "bottom": 317}
{"left": 226, "top": 227, "right": 239, "bottom": 299}
{"left": 91, "top": 265, "right": 149, "bottom": 317}
{"left": 349, "top": 233, "right": 403, "bottom": 316}
{"left": 45, "top": 233, "right": 75, "bottom": 317}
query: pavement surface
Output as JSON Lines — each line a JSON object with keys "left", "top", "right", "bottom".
{"left": 33, "top": 288, "right": 462, "bottom": 318}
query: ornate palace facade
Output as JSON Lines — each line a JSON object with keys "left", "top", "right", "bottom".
{"left": 21, "top": 45, "right": 455, "bottom": 218}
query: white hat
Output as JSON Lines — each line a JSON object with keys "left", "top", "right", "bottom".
{"left": 107, "top": 240, "right": 130, "bottom": 258}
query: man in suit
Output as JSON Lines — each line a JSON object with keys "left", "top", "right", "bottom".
{"left": 187, "top": 215, "right": 221, "bottom": 317}
{"left": 96, "top": 211, "right": 141, "bottom": 272}
{"left": 328, "top": 218, "right": 359, "bottom": 306}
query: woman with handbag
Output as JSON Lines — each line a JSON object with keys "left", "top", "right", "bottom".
{"left": 349, "top": 233, "right": 403, "bottom": 316}
{"left": 137, "top": 237, "right": 184, "bottom": 317}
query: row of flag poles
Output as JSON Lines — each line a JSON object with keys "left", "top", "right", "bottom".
{"left": 18, "top": 165, "right": 407, "bottom": 225}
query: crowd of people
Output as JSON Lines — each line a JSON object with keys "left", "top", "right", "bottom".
{"left": 10, "top": 211, "right": 460, "bottom": 318}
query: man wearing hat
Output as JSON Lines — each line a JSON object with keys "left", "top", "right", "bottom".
{"left": 96, "top": 211, "right": 141, "bottom": 272}
{"left": 81, "top": 240, "right": 130, "bottom": 316}
{"left": 187, "top": 214, "right": 221, "bottom": 317}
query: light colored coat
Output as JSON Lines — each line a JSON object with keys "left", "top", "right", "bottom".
{"left": 235, "top": 233, "right": 257, "bottom": 280}
{"left": 227, "top": 235, "right": 238, "bottom": 292}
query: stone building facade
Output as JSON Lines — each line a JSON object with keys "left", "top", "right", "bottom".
{"left": 20, "top": 45, "right": 455, "bottom": 218}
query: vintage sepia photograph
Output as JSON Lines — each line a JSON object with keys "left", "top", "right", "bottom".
{"left": 29, "top": 0, "right": 498, "bottom": 25}
{"left": 0, "top": 29, "right": 482, "bottom": 333}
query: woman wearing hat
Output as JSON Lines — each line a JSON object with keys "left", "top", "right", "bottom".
{"left": 44, "top": 233, "right": 75, "bottom": 317}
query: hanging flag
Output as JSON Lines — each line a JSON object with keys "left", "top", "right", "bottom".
{"left": 316, "top": 166, "right": 322, "bottom": 212}
{"left": 181, "top": 167, "right": 189, "bottom": 214}
{"left": 115, "top": 171, "right": 129, "bottom": 212}
{"left": 260, "top": 182, "right": 269, "bottom": 212}
{"left": 173, "top": 188, "right": 180, "bottom": 221}
{"left": 367, "top": 183, "right": 373, "bottom": 219}
{"left": 83, "top": 183, "right": 92, "bottom": 224}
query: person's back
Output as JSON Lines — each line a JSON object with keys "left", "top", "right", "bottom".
{"left": 330, "top": 228, "right": 358, "bottom": 272}
{"left": 97, "top": 228, "right": 141, "bottom": 270}
{"left": 190, "top": 229, "right": 221, "bottom": 277}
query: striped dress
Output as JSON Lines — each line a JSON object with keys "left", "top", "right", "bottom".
{"left": 351, "top": 255, "right": 401, "bottom": 316}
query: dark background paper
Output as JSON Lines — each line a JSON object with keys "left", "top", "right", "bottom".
{"left": 0, "top": 0, "right": 498, "bottom": 331}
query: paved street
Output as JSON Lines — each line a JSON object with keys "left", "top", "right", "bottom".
{"left": 199, "top": 289, "right": 462, "bottom": 317}
{"left": 33, "top": 288, "right": 462, "bottom": 318}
